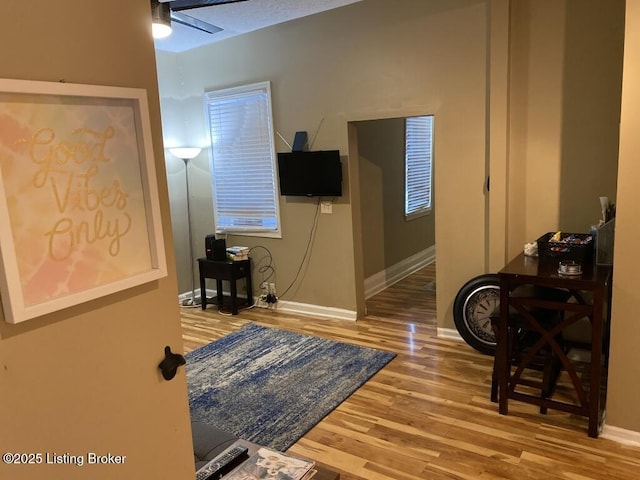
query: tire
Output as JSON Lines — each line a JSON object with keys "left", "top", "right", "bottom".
{"left": 453, "top": 274, "right": 500, "bottom": 355}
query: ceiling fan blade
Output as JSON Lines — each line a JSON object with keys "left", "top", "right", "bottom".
{"left": 169, "top": 0, "right": 247, "bottom": 12}
{"left": 170, "top": 11, "right": 223, "bottom": 34}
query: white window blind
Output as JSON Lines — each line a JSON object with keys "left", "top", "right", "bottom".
{"left": 405, "top": 115, "right": 434, "bottom": 219}
{"left": 205, "top": 82, "right": 280, "bottom": 236}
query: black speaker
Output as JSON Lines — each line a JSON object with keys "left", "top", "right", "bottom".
{"left": 205, "top": 234, "right": 216, "bottom": 260}
{"left": 212, "top": 238, "right": 227, "bottom": 261}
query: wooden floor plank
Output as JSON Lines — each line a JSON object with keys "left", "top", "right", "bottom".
{"left": 180, "top": 264, "right": 640, "bottom": 480}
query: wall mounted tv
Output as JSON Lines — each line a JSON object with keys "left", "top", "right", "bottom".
{"left": 277, "top": 150, "right": 342, "bottom": 197}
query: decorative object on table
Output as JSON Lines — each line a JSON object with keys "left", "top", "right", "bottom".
{"left": 0, "top": 79, "right": 167, "bottom": 324}
{"left": 224, "top": 447, "right": 315, "bottom": 480}
{"left": 453, "top": 274, "right": 501, "bottom": 355}
{"left": 169, "top": 146, "right": 202, "bottom": 307}
{"left": 185, "top": 323, "right": 396, "bottom": 451}
{"left": 524, "top": 241, "right": 538, "bottom": 257}
{"left": 558, "top": 260, "right": 582, "bottom": 276}
{"left": 536, "top": 231, "right": 593, "bottom": 265}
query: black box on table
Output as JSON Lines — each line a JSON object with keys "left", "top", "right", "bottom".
{"left": 536, "top": 232, "right": 594, "bottom": 265}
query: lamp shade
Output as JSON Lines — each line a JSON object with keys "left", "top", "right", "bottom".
{"left": 151, "top": 0, "right": 172, "bottom": 39}
{"left": 169, "top": 147, "right": 202, "bottom": 160}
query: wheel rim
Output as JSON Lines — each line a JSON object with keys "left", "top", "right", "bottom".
{"left": 462, "top": 285, "right": 499, "bottom": 347}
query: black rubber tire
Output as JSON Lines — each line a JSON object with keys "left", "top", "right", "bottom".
{"left": 453, "top": 274, "right": 500, "bottom": 355}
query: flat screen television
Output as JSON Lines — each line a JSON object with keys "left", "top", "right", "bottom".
{"left": 277, "top": 150, "right": 342, "bottom": 197}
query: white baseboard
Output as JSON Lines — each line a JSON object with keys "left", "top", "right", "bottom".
{"left": 178, "top": 290, "right": 202, "bottom": 304}
{"left": 178, "top": 288, "right": 218, "bottom": 304}
{"left": 179, "top": 289, "right": 252, "bottom": 308}
{"left": 181, "top": 289, "right": 356, "bottom": 320}
{"left": 364, "top": 246, "right": 436, "bottom": 299}
{"left": 601, "top": 424, "right": 640, "bottom": 447}
{"left": 256, "top": 299, "right": 357, "bottom": 321}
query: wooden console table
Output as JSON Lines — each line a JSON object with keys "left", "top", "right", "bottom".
{"left": 496, "top": 252, "right": 613, "bottom": 437}
{"left": 198, "top": 258, "right": 253, "bottom": 315}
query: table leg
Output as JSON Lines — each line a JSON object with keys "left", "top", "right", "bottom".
{"left": 200, "top": 275, "right": 207, "bottom": 310}
{"left": 216, "top": 279, "right": 224, "bottom": 312}
{"left": 588, "top": 287, "right": 605, "bottom": 438}
{"left": 230, "top": 276, "right": 238, "bottom": 315}
{"left": 246, "top": 268, "right": 253, "bottom": 307}
{"left": 498, "top": 276, "right": 509, "bottom": 415}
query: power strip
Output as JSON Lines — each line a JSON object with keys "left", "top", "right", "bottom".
{"left": 256, "top": 282, "right": 278, "bottom": 308}
{"left": 256, "top": 294, "right": 278, "bottom": 309}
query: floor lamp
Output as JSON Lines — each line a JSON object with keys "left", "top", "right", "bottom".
{"left": 169, "top": 147, "right": 202, "bottom": 307}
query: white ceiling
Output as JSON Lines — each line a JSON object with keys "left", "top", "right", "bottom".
{"left": 154, "top": 0, "right": 363, "bottom": 53}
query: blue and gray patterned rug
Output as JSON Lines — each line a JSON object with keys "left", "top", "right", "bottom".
{"left": 186, "top": 323, "right": 396, "bottom": 451}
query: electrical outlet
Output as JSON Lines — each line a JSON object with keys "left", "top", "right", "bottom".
{"left": 268, "top": 282, "right": 276, "bottom": 295}
{"left": 256, "top": 295, "right": 269, "bottom": 308}
{"left": 321, "top": 200, "right": 332, "bottom": 214}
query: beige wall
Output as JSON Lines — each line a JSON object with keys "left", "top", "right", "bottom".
{"left": 355, "top": 118, "right": 436, "bottom": 278}
{"left": 558, "top": 0, "right": 623, "bottom": 230}
{"left": 0, "top": 1, "right": 194, "bottom": 479}
{"left": 507, "top": 0, "right": 623, "bottom": 257}
{"left": 158, "top": 0, "right": 489, "bottom": 322}
{"left": 607, "top": 0, "right": 640, "bottom": 435}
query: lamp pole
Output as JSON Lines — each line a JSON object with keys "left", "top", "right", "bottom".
{"left": 169, "top": 147, "right": 202, "bottom": 306}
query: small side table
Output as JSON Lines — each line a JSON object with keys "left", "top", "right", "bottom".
{"left": 197, "top": 257, "right": 252, "bottom": 315}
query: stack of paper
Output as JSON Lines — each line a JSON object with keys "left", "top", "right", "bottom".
{"left": 226, "top": 246, "right": 249, "bottom": 261}
{"left": 225, "top": 447, "right": 315, "bottom": 480}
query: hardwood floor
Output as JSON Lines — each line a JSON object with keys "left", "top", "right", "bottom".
{"left": 180, "top": 265, "right": 640, "bottom": 480}
{"left": 365, "top": 263, "right": 436, "bottom": 323}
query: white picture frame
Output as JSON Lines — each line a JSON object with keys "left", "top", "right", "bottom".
{"left": 0, "top": 79, "right": 167, "bottom": 324}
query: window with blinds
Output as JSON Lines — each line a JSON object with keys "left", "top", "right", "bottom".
{"left": 205, "top": 81, "right": 281, "bottom": 237}
{"left": 405, "top": 115, "right": 434, "bottom": 220}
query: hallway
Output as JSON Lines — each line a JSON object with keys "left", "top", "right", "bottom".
{"left": 365, "top": 262, "right": 436, "bottom": 325}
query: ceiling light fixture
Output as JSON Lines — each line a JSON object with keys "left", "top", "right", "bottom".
{"left": 151, "top": 0, "right": 172, "bottom": 39}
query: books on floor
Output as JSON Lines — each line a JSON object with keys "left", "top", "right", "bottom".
{"left": 225, "top": 447, "right": 315, "bottom": 480}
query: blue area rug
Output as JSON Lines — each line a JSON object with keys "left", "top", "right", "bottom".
{"left": 185, "top": 323, "right": 396, "bottom": 451}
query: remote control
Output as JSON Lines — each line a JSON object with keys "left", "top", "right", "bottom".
{"left": 195, "top": 445, "right": 249, "bottom": 480}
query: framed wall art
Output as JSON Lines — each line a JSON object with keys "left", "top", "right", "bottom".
{"left": 0, "top": 79, "right": 167, "bottom": 324}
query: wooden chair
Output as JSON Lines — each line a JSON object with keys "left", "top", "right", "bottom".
{"left": 490, "top": 286, "right": 570, "bottom": 413}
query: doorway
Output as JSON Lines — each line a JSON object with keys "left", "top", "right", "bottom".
{"left": 349, "top": 117, "right": 437, "bottom": 324}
